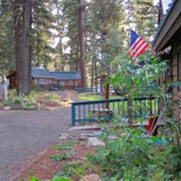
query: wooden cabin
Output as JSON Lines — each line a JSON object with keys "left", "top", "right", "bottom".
{"left": 7, "top": 67, "right": 81, "bottom": 90}
{"left": 152, "top": 0, "right": 181, "bottom": 121}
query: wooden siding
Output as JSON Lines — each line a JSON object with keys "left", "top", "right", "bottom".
{"left": 172, "top": 46, "right": 181, "bottom": 121}
{"left": 8, "top": 72, "right": 81, "bottom": 90}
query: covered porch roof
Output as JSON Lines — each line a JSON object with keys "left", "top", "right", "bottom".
{"left": 152, "top": 0, "right": 181, "bottom": 52}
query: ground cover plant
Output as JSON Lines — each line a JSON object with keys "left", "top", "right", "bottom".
{"left": 1, "top": 89, "right": 66, "bottom": 110}
{"left": 79, "top": 94, "right": 119, "bottom": 101}
{"left": 13, "top": 142, "right": 98, "bottom": 181}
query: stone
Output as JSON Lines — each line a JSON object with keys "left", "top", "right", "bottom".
{"left": 87, "top": 137, "right": 105, "bottom": 147}
{"left": 79, "top": 174, "right": 101, "bottom": 181}
{"left": 59, "top": 133, "right": 69, "bottom": 139}
{"left": 58, "top": 136, "right": 67, "bottom": 139}
{"left": 85, "top": 133, "right": 94, "bottom": 137}
{"left": 0, "top": 104, "right": 4, "bottom": 110}
{"left": 93, "top": 131, "right": 103, "bottom": 137}
{"left": 4, "top": 106, "right": 11, "bottom": 110}
{"left": 69, "top": 124, "right": 101, "bottom": 131}
{"left": 78, "top": 136, "right": 88, "bottom": 141}
{"left": 108, "top": 135, "right": 117, "bottom": 140}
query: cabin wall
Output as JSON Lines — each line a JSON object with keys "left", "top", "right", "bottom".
{"left": 8, "top": 73, "right": 81, "bottom": 90}
{"left": 57, "top": 80, "right": 81, "bottom": 89}
{"left": 172, "top": 46, "right": 181, "bottom": 121}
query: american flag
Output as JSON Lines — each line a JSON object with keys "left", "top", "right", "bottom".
{"left": 129, "top": 29, "right": 149, "bottom": 63}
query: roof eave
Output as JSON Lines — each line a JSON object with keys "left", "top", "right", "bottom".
{"left": 152, "top": 0, "right": 181, "bottom": 52}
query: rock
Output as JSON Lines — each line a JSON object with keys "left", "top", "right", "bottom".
{"left": 58, "top": 136, "right": 67, "bottom": 139}
{"left": 37, "top": 102, "right": 41, "bottom": 110}
{"left": 59, "top": 133, "right": 69, "bottom": 139}
{"left": 4, "top": 106, "right": 11, "bottom": 110}
{"left": 0, "top": 104, "right": 4, "bottom": 110}
{"left": 93, "top": 131, "right": 103, "bottom": 137}
{"left": 87, "top": 137, "right": 105, "bottom": 147}
{"left": 79, "top": 174, "right": 101, "bottom": 181}
{"left": 69, "top": 124, "right": 101, "bottom": 131}
{"left": 68, "top": 134, "right": 75, "bottom": 139}
{"left": 78, "top": 136, "right": 88, "bottom": 141}
{"left": 108, "top": 135, "right": 117, "bottom": 140}
{"left": 85, "top": 133, "right": 94, "bottom": 137}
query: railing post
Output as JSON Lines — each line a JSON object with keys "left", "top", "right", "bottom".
{"left": 128, "top": 95, "right": 133, "bottom": 127}
{"left": 71, "top": 103, "right": 76, "bottom": 126}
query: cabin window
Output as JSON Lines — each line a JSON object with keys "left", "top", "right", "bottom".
{"left": 59, "top": 81, "right": 65, "bottom": 86}
{"left": 67, "top": 80, "right": 73, "bottom": 85}
{"left": 39, "top": 78, "right": 49, "bottom": 84}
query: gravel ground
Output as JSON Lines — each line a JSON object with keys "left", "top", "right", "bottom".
{"left": 0, "top": 91, "right": 92, "bottom": 181}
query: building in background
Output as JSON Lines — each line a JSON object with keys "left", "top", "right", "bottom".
{"left": 7, "top": 67, "right": 81, "bottom": 90}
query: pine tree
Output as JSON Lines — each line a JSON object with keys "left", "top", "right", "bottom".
{"left": 14, "top": 0, "right": 32, "bottom": 96}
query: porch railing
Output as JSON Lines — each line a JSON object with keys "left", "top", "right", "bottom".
{"left": 71, "top": 97, "right": 159, "bottom": 126}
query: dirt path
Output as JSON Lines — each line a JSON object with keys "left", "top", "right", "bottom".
{"left": 0, "top": 91, "right": 90, "bottom": 181}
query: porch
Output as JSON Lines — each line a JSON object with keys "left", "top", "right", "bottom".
{"left": 71, "top": 96, "right": 160, "bottom": 127}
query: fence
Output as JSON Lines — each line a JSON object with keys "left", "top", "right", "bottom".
{"left": 71, "top": 97, "right": 159, "bottom": 125}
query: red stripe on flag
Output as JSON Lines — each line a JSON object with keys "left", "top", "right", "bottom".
{"left": 136, "top": 43, "right": 149, "bottom": 57}
{"left": 130, "top": 40, "right": 146, "bottom": 58}
{"left": 130, "top": 38, "right": 142, "bottom": 52}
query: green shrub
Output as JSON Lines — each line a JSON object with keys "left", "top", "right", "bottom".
{"left": 13, "top": 97, "right": 22, "bottom": 104}
{"left": 28, "top": 176, "right": 72, "bottom": 181}
{"left": 50, "top": 154, "right": 68, "bottom": 161}
{"left": 86, "top": 125, "right": 181, "bottom": 181}
{"left": 61, "top": 162, "right": 84, "bottom": 177}
{"left": 2, "top": 101, "right": 13, "bottom": 106}
{"left": 22, "top": 101, "right": 34, "bottom": 109}
{"left": 52, "top": 144, "right": 72, "bottom": 150}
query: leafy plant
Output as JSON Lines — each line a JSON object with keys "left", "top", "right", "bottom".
{"left": 87, "top": 125, "right": 181, "bottom": 180}
{"left": 2, "top": 101, "right": 13, "bottom": 106}
{"left": 28, "top": 169, "right": 36, "bottom": 175}
{"left": 61, "top": 162, "right": 85, "bottom": 177}
{"left": 52, "top": 144, "right": 72, "bottom": 150}
{"left": 13, "top": 97, "right": 22, "bottom": 104}
{"left": 85, "top": 55, "right": 181, "bottom": 180}
{"left": 17, "top": 176, "right": 72, "bottom": 181}
{"left": 50, "top": 154, "right": 68, "bottom": 161}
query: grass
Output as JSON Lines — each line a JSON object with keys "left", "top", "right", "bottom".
{"left": 52, "top": 143, "right": 72, "bottom": 150}
{"left": 62, "top": 162, "right": 85, "bottom": 177}
{"left": 50, "top": 154, "right": 68, "bottom": 161}
{"left": 79, "top": 94, "right": 120, "bottom": 101}
{"left": 78, "top": 94, "right": 159, "bottom": 119}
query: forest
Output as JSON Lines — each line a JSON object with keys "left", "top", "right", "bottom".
{"left": 0, "top": 0, "right": 158, "bottom": 95}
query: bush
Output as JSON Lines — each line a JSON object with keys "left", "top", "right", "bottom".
{"left": 86, "top": 124, "right": 181, "bottom": 181}
{"left": 13, "top": 97, "right": 22, "bottom": 104}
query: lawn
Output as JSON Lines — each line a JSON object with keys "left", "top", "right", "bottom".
{"left": 78, "top": 93, "right": 159, "bottom": 119}
{"left": 79, "top": 93, "right": 120, "bottom": 101}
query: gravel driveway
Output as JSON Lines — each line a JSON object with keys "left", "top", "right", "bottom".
{"left": 0, "top": 107, "right": 72, "bottom": 181}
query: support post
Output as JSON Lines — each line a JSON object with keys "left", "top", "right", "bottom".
{"left": 71, "top": 103, "right": 76, "bottom": 126}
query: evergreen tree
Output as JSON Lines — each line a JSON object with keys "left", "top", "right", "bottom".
{"left": 0, "top": 0, "right": 15, "bottom": 74}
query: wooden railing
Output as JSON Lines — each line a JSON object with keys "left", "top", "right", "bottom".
{"left": 71, "top": 97, "right": 159, "bottom": 125}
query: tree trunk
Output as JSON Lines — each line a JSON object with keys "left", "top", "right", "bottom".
{"left": 14, "top": 0, "right": 23, "bottom": 94}
{"left": 14, "top": 0, "right": 32, "bottom": 96}
{"left": 59, "top": 36, "right": 64, "bottom": 71}
{"left": 78, "top": 0, "right": 87, "bottom": 89}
